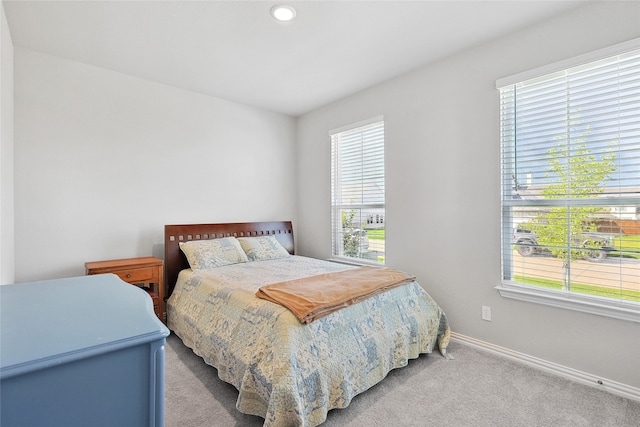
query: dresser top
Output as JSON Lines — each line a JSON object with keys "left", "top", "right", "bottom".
{"left": 0, "top": 274, "right": 169, "bottom": 378}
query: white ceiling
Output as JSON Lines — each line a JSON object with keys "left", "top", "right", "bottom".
{"left": 4, "top": 0, "right": 590, "bottom": 116}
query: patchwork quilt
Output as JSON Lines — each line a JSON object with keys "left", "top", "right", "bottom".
{"left": 167, "top": 256, "right": 450, "bottom": 427}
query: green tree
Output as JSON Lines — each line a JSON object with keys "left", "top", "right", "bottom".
{"left": 528, "top": 119, "right": 616, "bottom": 290}
{"left": 341, "top": 209, "right": 362, "bottom": 258}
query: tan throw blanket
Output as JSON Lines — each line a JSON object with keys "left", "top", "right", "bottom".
{"left": 256, "top": 266, "right": 416, "bottom": 324}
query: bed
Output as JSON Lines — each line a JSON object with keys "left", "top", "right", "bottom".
{"left": 165, "top": 221, "right": 450, "bottom": 427}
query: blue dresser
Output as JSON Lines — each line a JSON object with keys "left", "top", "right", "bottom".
{"left": 0, "top": 274, "right": 170, "bottom": 426}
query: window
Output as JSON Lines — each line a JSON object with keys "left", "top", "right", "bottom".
{"left": 497, "top": 40, "right": 640, "bottom": 322}
{"left": 330, "top": 118, "right": 385, "bottom": 264}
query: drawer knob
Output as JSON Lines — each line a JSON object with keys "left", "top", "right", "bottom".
{"left": 126, "top": 273, "right": 131, "bottom": 279}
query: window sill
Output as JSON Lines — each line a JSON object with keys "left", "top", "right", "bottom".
{"left": 496, "top": 282, "right": 640, "bottom": 323}
{"left": 327, "top": 256, "right": 384, "bottom": 267}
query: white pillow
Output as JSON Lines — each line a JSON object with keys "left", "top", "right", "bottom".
{"left": 237, "top": 236, "right": 290, "bottom": 261}
{"left": 179, "top": 237, "right": 248, "bottom": 271}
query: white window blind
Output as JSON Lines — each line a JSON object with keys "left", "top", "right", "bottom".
{"left": 498, "top": 43, "right": 640, "bottom": 322}
{"left": 331, "top": 120, "right": 385, "bottom": 263}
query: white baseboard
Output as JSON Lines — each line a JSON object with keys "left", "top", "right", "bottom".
{"left": 451, "top": 332, "right": 640, "bottom": 403}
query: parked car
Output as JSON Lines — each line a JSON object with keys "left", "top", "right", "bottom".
{"left": 512, "top": 228, "right": 614, "bottom": 261}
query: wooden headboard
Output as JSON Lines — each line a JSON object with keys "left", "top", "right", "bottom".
{"left": 164, "top": 221, "right": 294, "bottom": 298}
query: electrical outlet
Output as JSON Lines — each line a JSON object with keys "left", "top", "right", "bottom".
{"left": 481, "top": 306, "right": 492, "bottom": 321}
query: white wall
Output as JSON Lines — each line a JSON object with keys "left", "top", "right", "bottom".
{"left": 296, "top": 1, "right": 640, "bottom": 388}
{"left": 0, "top": 1, "right": 14, "bottom": 285}
{"left": 14, "top": 48, "right": 297, "bottom": 282}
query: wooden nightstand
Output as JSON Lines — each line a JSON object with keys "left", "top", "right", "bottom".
{"left": 85, "top": 257, "right": 165, "bottom": 323}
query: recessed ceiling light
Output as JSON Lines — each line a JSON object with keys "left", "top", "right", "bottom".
{"left": 271, "top": 4, "right": 296, "bottom": 22}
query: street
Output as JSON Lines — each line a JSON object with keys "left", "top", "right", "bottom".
{"left": 512, "top": 251, "right": 640, "bottom": 292}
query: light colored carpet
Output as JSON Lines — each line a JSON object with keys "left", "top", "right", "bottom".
{"left": 164, "top": 334, "right": 640, "bottom": 426}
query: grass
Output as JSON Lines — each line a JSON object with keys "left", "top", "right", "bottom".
{"left": 612, "top": 235, "right": 640, "bottom": 259}
{"left": 515, "top": 275, "right": 640, "bottom": 303}
{"left": 366, "top": 229, "right": 385, "bottom": 240}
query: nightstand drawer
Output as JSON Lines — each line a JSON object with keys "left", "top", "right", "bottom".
{"left": 113, "top": 267, "right": 157, "bottom": 284}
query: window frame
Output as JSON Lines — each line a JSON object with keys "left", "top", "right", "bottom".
{"left": 329, "top": 117, "right": 385, "bottom": 265}
{"left": 496, "top": 39, "right": 640, "bottom": 323}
